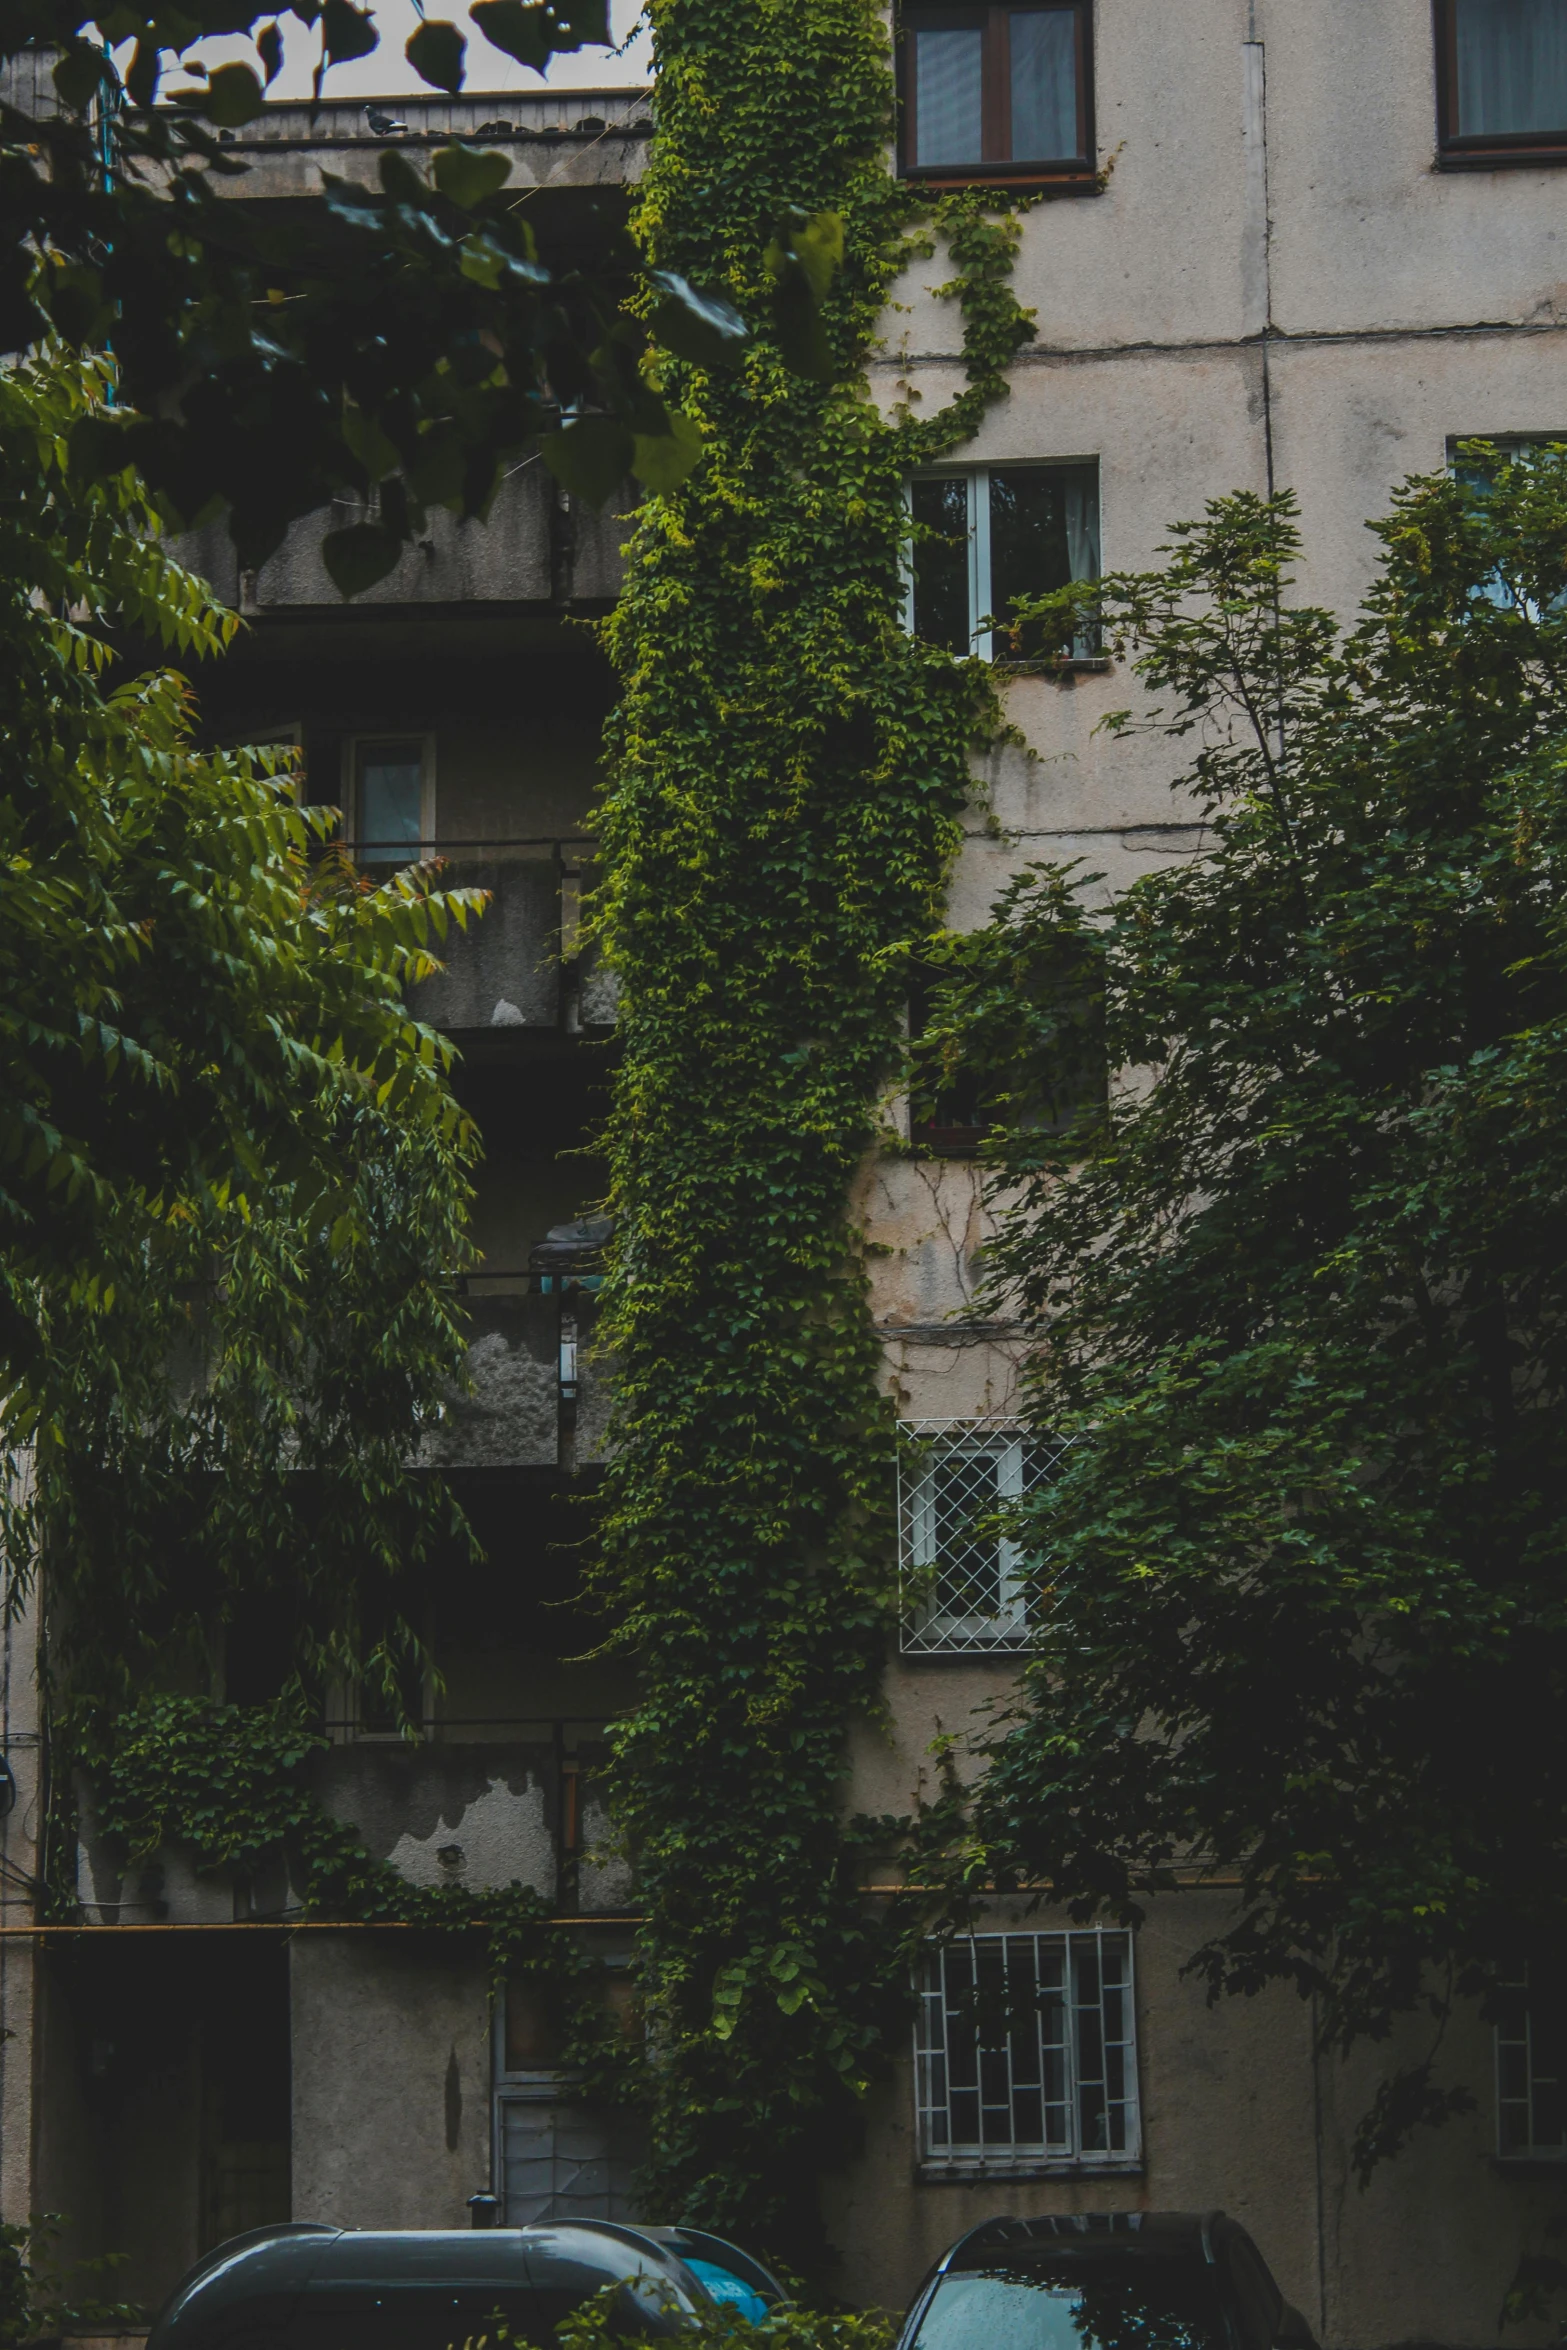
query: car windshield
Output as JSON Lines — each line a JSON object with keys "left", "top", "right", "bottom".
{"left": 911, "top": 2259, "right": 1229, "bottom": 2350}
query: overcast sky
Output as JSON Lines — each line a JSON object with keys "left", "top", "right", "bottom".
{"left": 175, "top": 0, "right": 649, "bottom": 104}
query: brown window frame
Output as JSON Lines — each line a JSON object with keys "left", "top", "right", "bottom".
{"left": 899, "top": 0, "right": 1095, "bottom": 188}
{"left": 1434, "top": 0, "right": 1567, "bottom": 168}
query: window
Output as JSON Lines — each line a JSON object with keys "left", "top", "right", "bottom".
{"left": 350, "top": 734, "right": 432, "bottom": 863}
{"left": 1436, "top": 0, "right": 1567, "bottom": 162}
{"left": 902, "top": 2, "right": 1093, "bottom": 180}
{"left": 493, "top": 1971, "right": 646, "bottom": 2221}
{"left": 907, "top": 463, "right": 1100, "bottom": 661}
{"left": 899, "top": 1419, "right": 1068, "bottom": 1652}
{"left": 1449, "top": 430, "right": 1567, "bottom": 482}
{"left": 908, "top": 944, "right": 1107, "bottom": 1157}
{"left": 916, "top": 1930, "right": 1140, "bottom": 2172}
{"left": 1496, "top": 1963, "right": 1567, "bottom": 2157}
{"left": 1447, "top": 435, "right": 1567, "bottom": 611}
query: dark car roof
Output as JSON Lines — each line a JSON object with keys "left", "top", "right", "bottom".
{"left": 148, "top": 2220, "right": 731, "bottom": 2350}
{"left": 942, "top": 2213, "right": 1230, "bottom": 2269}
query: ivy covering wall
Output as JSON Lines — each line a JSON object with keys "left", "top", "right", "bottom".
{"left": 592, "top": 0, "right": 1036, "bottom": 2254}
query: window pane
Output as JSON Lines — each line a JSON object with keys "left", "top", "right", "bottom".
{"left": 932, "top": 1446, "right": 1004, "bottom": 1620}
{"left": 1010, "top": 10, "right": 1079, "bottom": 159}
{"left": 915, "top": 26, "right": 986, "bottom": 164}
{"left": 358, "top": 741, "right": 424, "bottom": 855}
{"left": 911, "top": 474, "right": 973, "bottom": 651}
{"left": 988, "top": 463, "right": 1099, "bottom": 657}
{"left": 1453, "top": 0, "right": 1567, "bottom": 137}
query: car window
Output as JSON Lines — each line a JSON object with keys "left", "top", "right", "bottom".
{"left": 910, "top": 2259, "right": 1230, "bottom": 2350}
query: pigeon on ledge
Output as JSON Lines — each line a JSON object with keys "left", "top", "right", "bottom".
{"left": 365, "top": 105, "right": 409, "bottom": 135}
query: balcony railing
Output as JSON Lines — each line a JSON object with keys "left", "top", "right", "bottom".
{"left": 427, "top": 1273, "right": 609, "bottom": 1472}
{"left": 73, "top": 1717, "right": 633, "bottom": 1925}
{"left": 345, "top": 837, "right": 618, "bottom": 1035}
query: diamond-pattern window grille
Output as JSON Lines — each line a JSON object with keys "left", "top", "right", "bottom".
{"left": 898, "top": 1418, "right": 1067, "bottom": 1653}
{"left": 915, "top": 1929, "right": 1141, "bottom": 2172}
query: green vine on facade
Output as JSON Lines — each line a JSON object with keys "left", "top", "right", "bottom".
{"left": 592, "top": 0, "right": 1038, "bottom": 2260}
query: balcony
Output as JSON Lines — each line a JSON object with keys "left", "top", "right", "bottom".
{"left": 71, "top": 1717, "right": 632, "bottom": 1926}
{"left": 429, "top": 1276, "right": 608, "bottom": 1472}
{"left": 210, "top": 88, "right": 652, "bottom": 205}
{"left": 176, "top": 463, "right": 635, "bottom": 614}
{"left": 353, "top": 838, "right": 616, "bottom": 1037}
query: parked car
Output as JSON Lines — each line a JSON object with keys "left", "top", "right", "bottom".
{"left": 147, "top": 2219, "right": 787, "bottom": 2350}
{"left": 895, "top": 2215, "right": 1319, "bottom": 2350}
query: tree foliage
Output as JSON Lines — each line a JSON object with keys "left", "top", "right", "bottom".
{"left": 0, "top": 349, "right": 480, "bottom": 1732}
{"left": 0, "top": 0, "right": 841, "bottom": 584}
{"left": 940, "top": 458, "right": 1567, "bottom": 2173}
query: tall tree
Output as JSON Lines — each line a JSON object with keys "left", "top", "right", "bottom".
{"left": 0, "top": 348, "right": 480, "bottom": 1725}
{"left": 928, "top": 456, "right": 1567, "bottom": 2169}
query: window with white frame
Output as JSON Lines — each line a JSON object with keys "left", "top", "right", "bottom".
{"left": 916, "top": 1930, "right": 1140, "bottom": 2172}
{"left": 1496, "top": 1963, "right": 1567, "bottom": 2158}
{"left": 1448, "top": 430, "right": 1567, "bottom": 483}
{"left": 1447, "top": 435, "right": 1567, "bottom": 613}
{"left": 907, "top": 461, "right": 1099, "bottom": 660}
{"left": 899, "top": 1419, "right": 1065, "bottom": 1652}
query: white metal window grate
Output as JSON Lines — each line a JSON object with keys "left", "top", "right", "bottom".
{"left": 898, "top": 1419, "right": 1067, "bottom": 1653}
{"left": 1497, "top": 1963, "right": 1567, "bottom": 2158}
{"left": 916, "top": 1929, "right": 1140, "bottom": 2174}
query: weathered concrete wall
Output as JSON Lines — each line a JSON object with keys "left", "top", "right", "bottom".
{"left": 821, "top": 1894, "right": 1319, "bottom": 2320}
{"left": 862, "top": 6, "right": 1567, "bottom": 2334}
{"left": 290, "top": 1933, "right": 492, "bottom": 2226}
{"left": 314, "top": 1742, "right": 558, "bottom": 1898}
{"left": 409, "top": 857, "right": 564, "bottom": 1033}
{"left": 213, "top": 89, "right": 649, "bottom": 203}
{"left": 432, "top": 1293, "right": 560, "bottom": 1469}
{"left": 821, "top": 1888, "right": 1562, "bottom": 2344}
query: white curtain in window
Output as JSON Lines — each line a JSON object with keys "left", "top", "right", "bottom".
{"left": 1063, "top": 467, "right": 1100, "bottom": 583}
{"left": 1455, "top": 0, "right": 1567, "bottom": 136}
{"left": 916, "top": 26, "right": 985, "bottom": 165}
{"left": 1009, "top": 10, "right": 1077, "bottom": 159}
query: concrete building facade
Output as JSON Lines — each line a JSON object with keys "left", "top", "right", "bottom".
{"left": 2, "top": 5, "right": 1565, "bottom": 2342}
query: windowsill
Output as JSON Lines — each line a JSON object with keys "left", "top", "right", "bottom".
{"left": 919, "top": 2157, "right": 1144, "bottom": 2182}
{"left": 902, "top": 1634, "right": 1036, "bottom": 1656}
{"left": 993, "top": 655, "right": 1111, "bottom": 677}
{"left": 1494, "top": 2151, "right": 1567, "bottom": 2171}
{"left": 1435, "top": 144, "right": 1567, "bottom": 170}
{"left": 900, "top": 166, "right": 1102, "bottom": 194}
{"left": 909, "top": 1125, "right": 990, "bottom": 1157}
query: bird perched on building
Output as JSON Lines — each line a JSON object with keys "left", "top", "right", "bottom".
{"left": 364, "top": 105, "right": 408, "bottom": 135}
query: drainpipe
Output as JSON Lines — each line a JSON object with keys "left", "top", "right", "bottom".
{"left": 1242, "top": 19, "right": 1276, "bottom": 496}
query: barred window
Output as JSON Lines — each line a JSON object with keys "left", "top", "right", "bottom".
{"left": 899, "top": 1420, "right": 1065, "bottom": 1652}
{"left": 916, "top": 1930, "right": 1140, "bottom": 2172}
{"left": 1497, "top": 1964, "right": 1567, "bottom": 2158}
